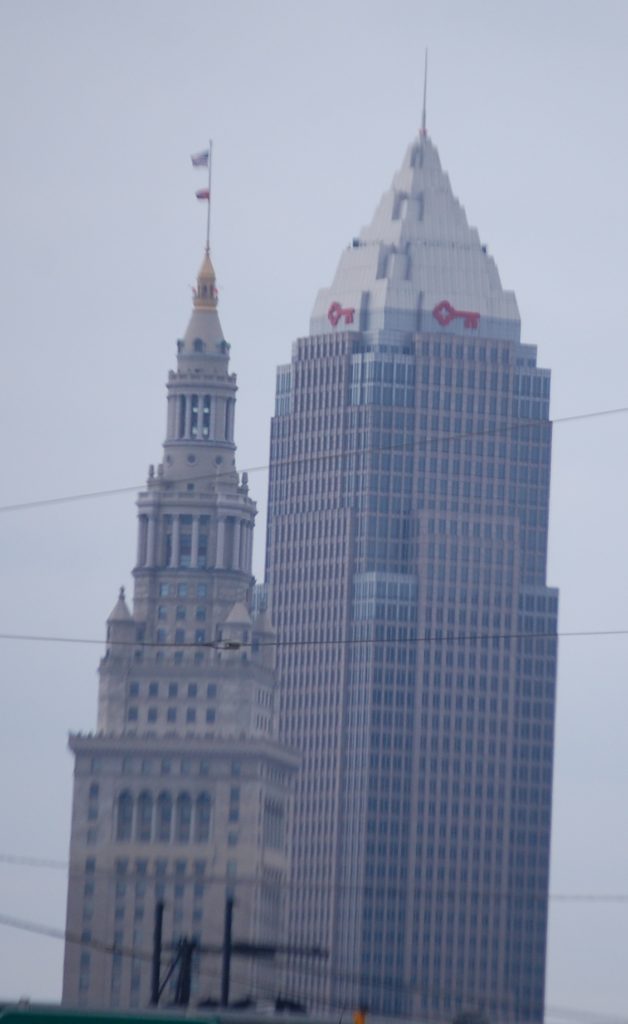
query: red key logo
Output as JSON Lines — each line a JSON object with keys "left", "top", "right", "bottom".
{"left": 432, "top": 300, "right": 480, "bottom": 330}
{"left": 328, "top": 301, "right": 355, "bottom": 327}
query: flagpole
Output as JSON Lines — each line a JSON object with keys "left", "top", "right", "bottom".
{"left": 206, "top": 140, "right": 213, "bottom": 254}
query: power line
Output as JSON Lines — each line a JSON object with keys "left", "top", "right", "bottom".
{"left": 2, "top": 854, "right": 628, "bottom": 904}
{"left": 0, "top": 625, "right": 625, "bottom": 652}
{"left": 1, "top": 910, "right": 626, "bottom": 1024}
{"left": 0, "top": 402, "right": 626, "bottom": 516}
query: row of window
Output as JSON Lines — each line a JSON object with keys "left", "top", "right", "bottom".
{"left": 127, "top": 705, "right": 215, "bottom": 724}
{"left": 129, "top": 681, "right": 217, "bottom": 699}
{"left": 115, "top": 790, "right": 219, "bottom": 842}
{"left": 158, "top": 604, "right": 208, "bottom": 621}
{"left": 89, "top": 755, "right": 243, "bottom": 778}
{"left": 155, "top": 627, "right": 207, "bottom": 643}
{"left": 159, "top": 581, "right": 208, "bottom": 598}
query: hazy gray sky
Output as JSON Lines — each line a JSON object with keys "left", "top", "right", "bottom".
{"left": 0, "top": 0, "right": 627, "bottom": 1017}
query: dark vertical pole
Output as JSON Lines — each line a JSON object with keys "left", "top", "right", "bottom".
{"left": 177, "top": 939, "right": 195, "bottom": 1006}
{"left": 150, "top": 900, "right": 165, "bottom": 1005}
{"left": 221, "top": 896, "right": 234, "bottom": 1007}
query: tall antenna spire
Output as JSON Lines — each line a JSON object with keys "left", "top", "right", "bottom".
{"left": 421, "top": 49, "right": 428, "bottom": 137}
{"left": 192, "top": 141, "right": 213, "bottom": 254}
{"left": 205, "top": 139, "right": 213, "bottom": 255}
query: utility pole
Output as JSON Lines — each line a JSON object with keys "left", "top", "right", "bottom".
{"left": 150, "top": 900, "right": 164, "bottom": 1006}
{"left": 221, "top": 895, "right": 234, "bottom": 1007}
{"left": 174, "top": 937, "right": 197, "bottom": 1006}
{"left": 217, "top": 895, "right": 326, "bottom": 1008}
{"left": 155, "top": 895, "right": 326, "bottom": 1009}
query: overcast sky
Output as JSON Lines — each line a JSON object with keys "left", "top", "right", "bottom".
{"left": 0, "top": 0, "right": 627, "bottom": 1018}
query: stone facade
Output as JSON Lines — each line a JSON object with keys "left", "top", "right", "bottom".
{"left": 63, "top": 252, "right": 298, "bottom": 1009}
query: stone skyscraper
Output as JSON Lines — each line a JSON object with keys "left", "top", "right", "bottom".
{"left": 63, "top": 251, "right": 297, "bottom": 1008}
{"left": 265, "top": 126, "right": 558, "bottom": 1021}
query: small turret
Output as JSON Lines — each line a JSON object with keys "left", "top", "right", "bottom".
{"left": 105, "top": 586, "right": 135, "bottom": 652}
{"left": 219, "top": 601, "right": 252, "bottom": 662}
{"left": 107, "top": 586, "right": 132, "bottom": 623}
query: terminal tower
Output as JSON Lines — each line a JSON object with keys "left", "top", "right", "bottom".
{"left": 63, "top": 251, "right": 297, "bottom": 1008}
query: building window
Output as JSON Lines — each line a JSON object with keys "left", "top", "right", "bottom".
{"left": 137, "top": 792, "right": 153, "bottom": 842}
{"left": 195, "top": 793, "right": 211, "bottom": 842}
{"left": 116, "top": 791, "right": 133, "bottom": 841}
{"left": 228, "top": 786, "right": 240, "bottom": 823}
{"left": 186, "top": 708, "right": 196, "bottom": 723}
{"left": 157, "top": 792, "right": 172, "bottom": 842}
{"left": 127, "top": 707, "right": 138, "bottom": 722}
{"left": 175, "top": 793, "right": 192, "bottom": 842}
{"left": 87, "top": 783, "right": 99, "bottom": 821}
{"left": 206, "top": 709, "right": 215, "bottom": 724}
{"left": 202, "top": 395, "right": 210, "bottom": 436}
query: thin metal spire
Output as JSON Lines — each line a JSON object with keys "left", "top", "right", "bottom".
{"left": 206, "top": 139, "right": 213, "bottom": 255}
{"left": 421, "top": 49, "right": 428, "bottom": 137}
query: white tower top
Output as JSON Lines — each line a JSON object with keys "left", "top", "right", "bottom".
{"left": 311, "top": 133, "right": 520, "bottom": 342}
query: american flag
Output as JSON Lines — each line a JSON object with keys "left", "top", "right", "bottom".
{"left": 191, "top": 150, "right": 210, "bottom": 167}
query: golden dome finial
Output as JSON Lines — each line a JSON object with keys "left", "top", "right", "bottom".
{"left": 193, "top": 248, "right": 218, "bottom": 309}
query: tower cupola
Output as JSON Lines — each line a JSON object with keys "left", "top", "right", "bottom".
{"left": 193, "top": 249, "right": 218, "bottom": 310}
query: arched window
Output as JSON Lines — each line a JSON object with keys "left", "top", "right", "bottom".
{"left": 195, "top": 793, "right": 212, "bottom": 842}
{"left": 116, "top": 791, "right": 133, "bottom": 841}
{"left": 136, "top": 791, "right": 153, "bottom": 842}
{"left": 156, "top": 792, "right": 172, "bottom": 842}
{"left": 175, "top": 793, "right": 192, "bottom": 843}
{"left": 193, "top": 338, "right": 204, "bottom": 353}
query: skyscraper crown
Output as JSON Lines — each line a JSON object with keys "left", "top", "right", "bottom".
{"left": 311, "top": 134, "right": 520, "bottom": 342}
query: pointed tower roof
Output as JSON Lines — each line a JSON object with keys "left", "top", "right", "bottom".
{"left": 107, "top": 586, "right": 132, "bottom": 623}
{"left": 194, "top": 249, "right": 218, "bottom": 310}
{"left": 311, "top": 133, "right": 520, "bottom": 343}
{"left": 224, "top": 601, "right": 253, "bottom": 626}
{"left": 180, "top": 250, "right": 227, "bottom": 354}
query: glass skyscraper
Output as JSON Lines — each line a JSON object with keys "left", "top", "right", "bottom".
{"left": 264, "top": 128, "right": 558, "bottom": 1022}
